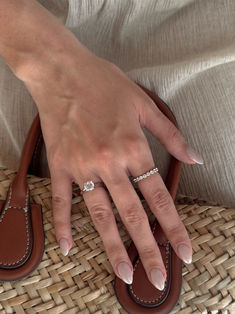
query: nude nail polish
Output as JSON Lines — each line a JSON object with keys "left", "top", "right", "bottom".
{"left": 177, "top": 243, "right": 192, "bottom": 264}
{"left": 186, "top": 146, "right": 204, "bottom": 164}
{"left": 117, "top": 262, "right": 133, "bottom": 284}
{"left": 59, "top": 238, "right": 69, "bottom": 256}
{"left": 150, "top": 268, "right": 165, "bottom": 291}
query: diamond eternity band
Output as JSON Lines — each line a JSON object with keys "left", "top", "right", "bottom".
{"left": 132, "top": 167, "right": 159, "bottom": 183}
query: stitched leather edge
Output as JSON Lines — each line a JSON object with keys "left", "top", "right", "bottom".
{"left": 0, "top": 184, "right": 33, "bottom": 269}
{"left": 127, "top": 220, "right": 172, "bottom": 307}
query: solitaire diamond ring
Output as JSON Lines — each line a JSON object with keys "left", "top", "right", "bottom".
{"left": 81, "top": 181, "right": 105, "bottom": 194}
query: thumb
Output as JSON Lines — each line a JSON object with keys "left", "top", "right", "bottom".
{"left": 50, "top": 168, "right": 73, "bottom": 256}
{"left": 141, "top": 100, "right": 204, "bottom": 165}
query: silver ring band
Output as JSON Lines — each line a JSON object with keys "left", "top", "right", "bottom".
{"left": 132, "top": 167, "right": 159, "bottom": 183}
{"left": 81, "top": 181, "right": 105, "bottom": 195}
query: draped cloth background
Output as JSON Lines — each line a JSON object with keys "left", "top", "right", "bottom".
{"left": 0, "top": 0, "right": 234, "bottom": 207}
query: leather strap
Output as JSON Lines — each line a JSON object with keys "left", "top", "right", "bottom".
{"left": 0, "top": 114, "right": 42, "bottom": 270}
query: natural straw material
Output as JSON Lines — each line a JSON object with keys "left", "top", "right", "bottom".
{"left": 0, "top": 167, "right": 234, "bottom": 313}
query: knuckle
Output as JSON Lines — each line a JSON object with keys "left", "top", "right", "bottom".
{"left": 106, "top": 244, "right": 123, "bottom": 259}
{"left": 146, "top": 98, "right": 158, "bottom": 110}
{"left": 123, "top": 135, "right": 147, "bottom": 160}
{"left": 122, "top": 134, "right": 139, "bottom": 147}
{"left": 54, "top": 218, "right": 67, "bottom": 229}
{"left": 144, "top": 98, "right": 162, "bottom": 118}
{"left": 95, "top": 144, "right": 114, "bottom": 166}
{"left": 52, "top": 195, "right": 69, "bottom": 207}
{"left": 71, "top": 151, "right": 88, "bottom": 168}
{"left": 141, "top": 246, "right": 157, "bottom": 258}
{"left": 166, "top": 223, "right": 185, "bottom": 236}
{"left": 96, "top": 144, "right": 112, "bottom": 158}
{"left": 105, "top": 60, "right": 123, "bottom": 74}
{"left": 123, "top": 206, "right": 147, "bottom": 226}
{"left": 104, "top": 174, "right": 122, "bottom": 186}
{"left": 90, "top": 206, "right": 113, "bottom": 225}
{"left": 151, "top": 190, "right": 172, "bottom": 212}
{"left": 48, "top": 149, "right": 63, "bottom": 168}
{"left": 167, "top": 124, "right": 180, "bottom": 144}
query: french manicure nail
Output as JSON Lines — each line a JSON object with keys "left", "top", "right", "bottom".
{"left": 150, "top": 268, "right": 165, "bottom": 291}
{"left": 186, "top": 146, "right": 204, "bottom": 164}
{"left": 177, "top": 243, "right": 192, "bottom": 264}
{"left": 59, "top": 238, "right": 69, "bottom": 256}
{"left": 117, "top": 262, "right": 133, "bottom": 284}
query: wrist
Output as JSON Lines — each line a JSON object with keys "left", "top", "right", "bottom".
{"left": 14, "top": 23, "right": 95, "bottom": 83}
{"left": 0, "top": 0, "right": 90, "bottom": 82}
{"left": 15, "top": 36, "right": 87, "bottom": 83}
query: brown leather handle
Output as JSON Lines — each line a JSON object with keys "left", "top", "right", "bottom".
{"left": 5, "top": 84, "right": 181, "bottom": 209}
{"left": 4, "top": 114, "right": 41, "bottom": 208}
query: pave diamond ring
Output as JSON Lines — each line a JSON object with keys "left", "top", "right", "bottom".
{"left": 132, "top": 167, "right": 159, "bottom": 183}
{"left": 81, "top": 181, "right": 105, "bottom": 195}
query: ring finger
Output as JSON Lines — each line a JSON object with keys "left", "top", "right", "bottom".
{"left": 76, "top": 176, "right": 134, "bottom": 285}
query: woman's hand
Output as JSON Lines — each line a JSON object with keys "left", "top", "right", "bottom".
{"left": 4, "top": 0, "right": 203, "bottom": 289}
{"left": 20, "top": 46, "right": 204, "bottom": 290}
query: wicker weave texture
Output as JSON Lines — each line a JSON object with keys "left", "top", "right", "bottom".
{"left": 0, "top": 168, "right": 234, "bottom": 313}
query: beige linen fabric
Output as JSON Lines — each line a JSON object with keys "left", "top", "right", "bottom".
{"left": 0, "top": 0, "right": 234, "bottom": 207}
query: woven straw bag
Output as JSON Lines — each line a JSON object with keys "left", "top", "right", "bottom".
{"left": 0, "top": 84, "right": 234, "bottom": 313}
{"left": 0, "top": 169, "right": 234, "bottom": 313}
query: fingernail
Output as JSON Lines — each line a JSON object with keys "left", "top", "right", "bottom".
{"left": 59, "top": 238, "right": 69, "bottom": 256}
{"left": 177, "top": 243, "right": 192, "bottom": 264}
{"left": 117, "top": 262, "right": 133, "bottom": 284}
{"left": 186, "top": 146, "right": 204, "bottom": 164}
{"left": 150, "top": 268, "right": 165, "bottom": 291}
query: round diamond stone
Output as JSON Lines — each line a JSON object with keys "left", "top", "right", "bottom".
{"left": 84, "top": 181, "right": 95, "bottom": 191}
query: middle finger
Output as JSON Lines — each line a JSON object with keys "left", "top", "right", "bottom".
{"left": 102, "top": 168, "right": 168, "bottom": 290}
